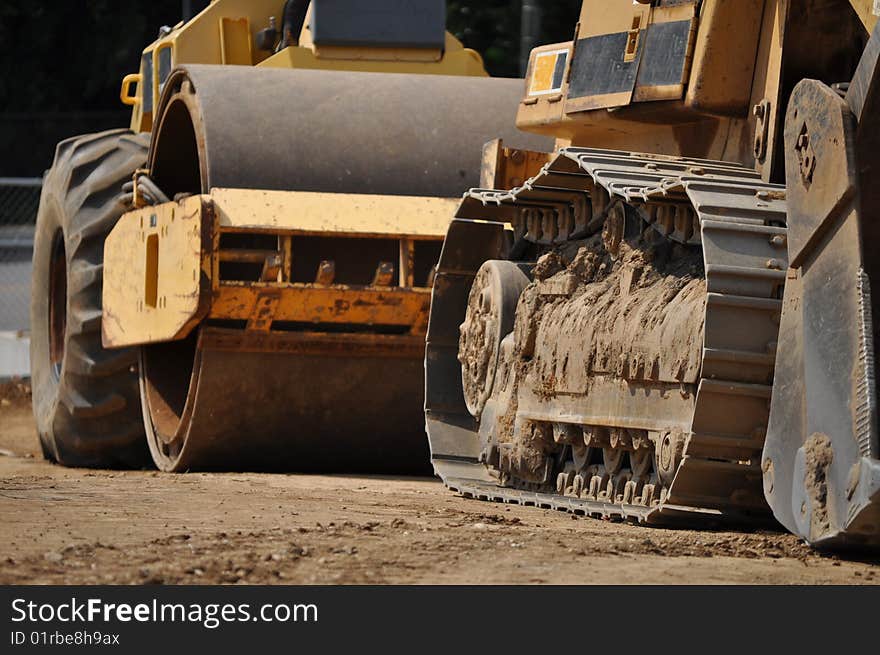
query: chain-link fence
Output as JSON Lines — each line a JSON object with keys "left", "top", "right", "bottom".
{"left": 0, "top": 178, "right": 38, "bottom": 378}
{"left": 0, "top": 178, "right": 39, "bottom": 333}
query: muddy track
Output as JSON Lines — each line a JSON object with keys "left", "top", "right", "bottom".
{"left": 0, "top": 395, "right": 878, "bottom": 585}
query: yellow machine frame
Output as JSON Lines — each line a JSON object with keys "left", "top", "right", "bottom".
{"left": 103, "top": 189, "right": 459, "bottom": 347}
{"left": 119, "top": 0, "right": 486, "bottom": 133}
{"left": 511, "top": 0, "right": 879, "bottom": 182}
{"left": 105, "top": 0, "right": 491, "bottom": 350}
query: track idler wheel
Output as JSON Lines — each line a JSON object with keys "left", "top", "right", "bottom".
{"left": 459, "top": 260, "right": 530, "bottom": 417}
{"left": 655, "top": 431, "right": 685, "bottom": 486}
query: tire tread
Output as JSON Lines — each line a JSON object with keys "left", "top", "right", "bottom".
{"left": 30, "top": 130, "right": 151, "bottom": 468}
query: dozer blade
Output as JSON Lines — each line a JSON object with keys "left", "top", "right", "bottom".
{"left": 765, "top": 24, "right": 880, "bottom": 550}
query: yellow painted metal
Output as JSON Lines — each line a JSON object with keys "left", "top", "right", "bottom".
{"left": 125, "top": 0, "right": 280, "bottom": 130}
{"left": 108, "top": 1, "right": 496, "bottom": 351}
{"left": 566, "top": 0, "right": 699, "bottom": 113}
{"left": 103, "top": 187, "right": 451, "bottom": 348}
{"left": 684, "top": 0, "right": 765, "bottom": 116}
{"left": 480, "top": 139, "right": 553, "bottom": 190}
{"left": 102, "top": 197, "right": 211, "bottom": 348}
{"left": 124, "top": 0, "right": 489, "bottom": 132}
{"left": 219, "top": 16, "right": 253, "bottom": 65}
{"left": 519, "top": 2, "right": 706, "bottom": 126}
{"left": 211, "top": 283, "right": 431, "bottom": 329}
{"left": 577, "top": 0, "right": 650, "bottom": 40}
{"left": 151, "top": 40, "right": 175, "bottom": 109}
{"left": 211, "top": 188, "right": 459, "bottom": 238}
{"left": 851, "top": 0, "right": 880, "bottom": 33}
{"left": 526, "top": 45, "right": 569, "bottom": 97}
{"left": 566, "top": 0, "right": 651, "bottom": 112}
{"left": 259, "top": 32, "right": 486, "bottom": 77}
{"left": 120, "top": 74, "right": 141, "bottom": 106}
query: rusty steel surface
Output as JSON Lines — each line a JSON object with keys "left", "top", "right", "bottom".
{"left": 211, "top": 283, "right": 431, "bottom": 328}
{"left": 143, "top": 328, "right": 428, "bottom": 473}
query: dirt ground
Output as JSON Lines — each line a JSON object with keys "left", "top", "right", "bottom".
{"left": 1, "top": 385, "right": 878, "bottom": 585}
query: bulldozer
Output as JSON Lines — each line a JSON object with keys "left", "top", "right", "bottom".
{"left": 425, "top": 0, "right": 880, "bottom": 549}
{"left": 29, "top": 0, "right": 546, "bottom": 473}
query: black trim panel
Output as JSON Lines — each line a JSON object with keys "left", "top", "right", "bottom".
{"left": 567, "top": 19, "right": 693, "bottom": 106}
{"left": 636, "top": 20, "right": 692, "bottom": 88}
{"left": 568, "top": 32, "right": 639, "bottom": 100}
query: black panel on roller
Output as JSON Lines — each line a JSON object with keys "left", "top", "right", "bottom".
{"left": 310, "top": 0, "right": 446, "bottom": 50}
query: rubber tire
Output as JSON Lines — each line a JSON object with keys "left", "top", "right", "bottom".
{"left": 30, "top": 129, "right": 152, "bottom": 468}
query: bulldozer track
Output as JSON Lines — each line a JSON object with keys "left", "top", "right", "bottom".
{"left": 428, "top": 148, "right": 788, "bottom": 526}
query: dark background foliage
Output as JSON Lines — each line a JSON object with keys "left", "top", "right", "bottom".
{"left": 0, "top": 1, "right": 580, "bottom": 176}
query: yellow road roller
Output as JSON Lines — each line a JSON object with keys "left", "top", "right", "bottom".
{"left": 30, "top": 0, "right": 548, "bottom": 472}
